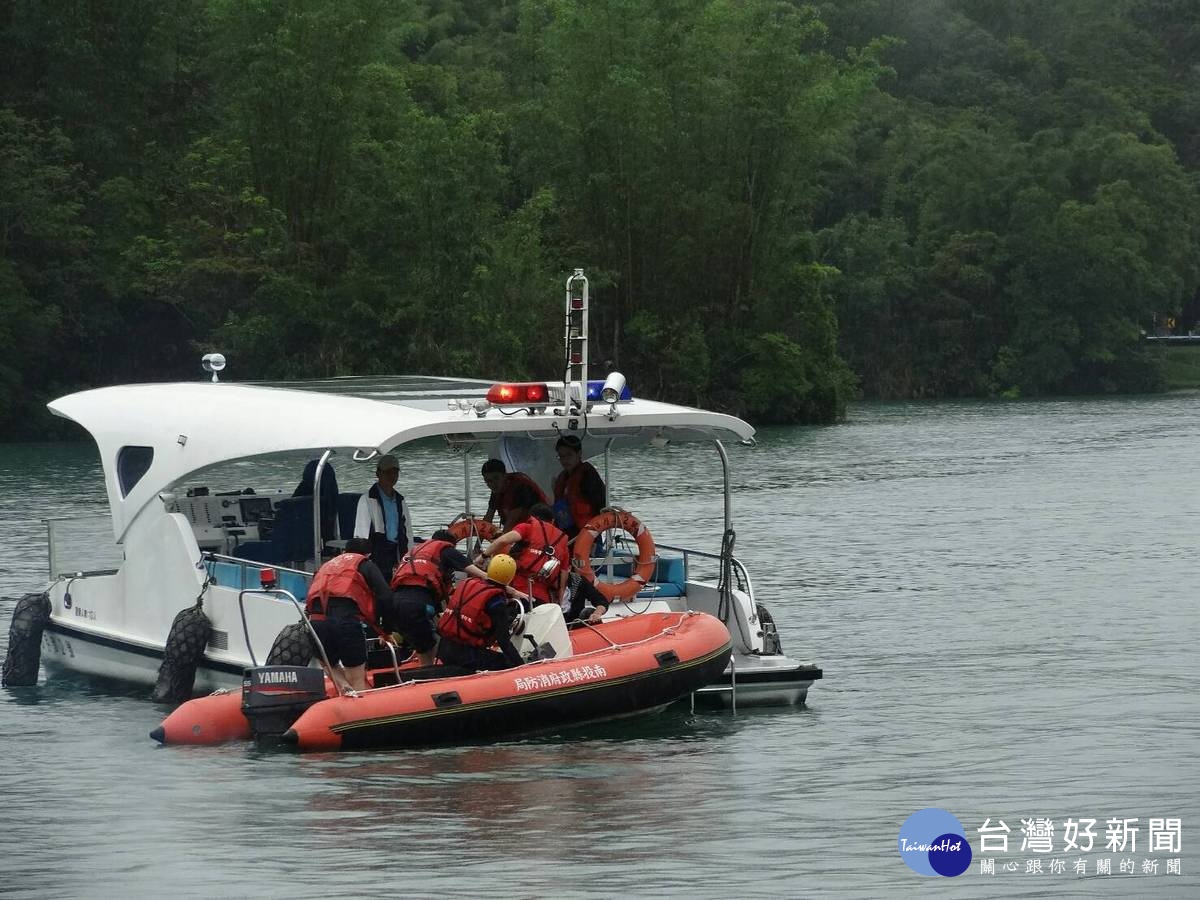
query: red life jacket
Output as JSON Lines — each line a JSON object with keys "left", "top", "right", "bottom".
{"left": 553, "top": 462, "right": 600, "bottom": 533}
{"left": 306, "top": 552, "right": 375, "bottom": 622}
{"left": 390, "top": 539, "right": 453, "bottom": 600}
{"left": 494, "top": 472, "right": 549, "bottom": 521}
{"left": 438, "top": 577, "right": 506, "bottom": 648}
{"left": 513, "top": 518, "right": 569, "bottom": 603}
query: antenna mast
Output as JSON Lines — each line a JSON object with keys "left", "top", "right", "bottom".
{"left": 564, "top": 269, "right": 589, "bottom": 410}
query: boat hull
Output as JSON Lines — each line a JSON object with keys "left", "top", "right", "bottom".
{"left": 285, "top": 612, "right": 731, "bottom": 752}
{"left": 41, "top": 618, "right": 244, "bottom": 692}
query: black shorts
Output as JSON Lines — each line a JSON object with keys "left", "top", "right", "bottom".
{"left": 437, "top": 638, "right": 514, "bottom": 672}
{"left": 310, "top": 616, "right": 367, "bottom": 667}
{"left": 390, "top": 586, "right": 437, "bottom": 652}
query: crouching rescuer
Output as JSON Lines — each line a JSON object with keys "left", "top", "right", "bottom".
{"left": 305, "top": 537, "right": 396, "bottom": 692}
{"left": 388, "top": 529, "right": 493, "bottom": 667}
{"left": 436, "top": 554, "right": 527, "bottom": 671}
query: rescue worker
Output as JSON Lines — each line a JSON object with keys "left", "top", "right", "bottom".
{"left": 482, "top": 503, "right": 570, "bottom": 607}
{"left": 305, "top": 537, "right": 395, "bottom": 692}
{"left": 436, "top": 554, "right": 526, "bottom": 671}
{"left": 481, "top": 459, "right": 549, "bottom": 531}
{"left": 551, "top": 434, "right": 606, "bottom": 538}
{"left": 388, "top": 528, "right": 492, "bottom": 667}
{"left": 353, "top": 453, "right": 411, "bottom": 575}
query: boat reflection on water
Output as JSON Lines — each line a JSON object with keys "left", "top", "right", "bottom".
{"left": 294, "top": 739, "right": 676, "bottom": 853}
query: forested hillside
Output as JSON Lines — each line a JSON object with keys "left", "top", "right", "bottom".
{"left": 2, "top": 0, "right": 1197, "bottom": 437}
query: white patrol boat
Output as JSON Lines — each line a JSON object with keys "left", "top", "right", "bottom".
{"left": 4, "top": 271, "right": 822, "bottom": 710}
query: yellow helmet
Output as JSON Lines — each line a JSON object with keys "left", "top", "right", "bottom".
{"left": 486, "top": 553, "right": 517, "bottom": 586}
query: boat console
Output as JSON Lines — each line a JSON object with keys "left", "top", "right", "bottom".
{"left": 171, "top": 490, "right": 286, "bottom": 554}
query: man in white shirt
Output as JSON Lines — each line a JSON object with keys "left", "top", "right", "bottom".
{"left": 353, "top": 454, "right": 412, "bottom": 576}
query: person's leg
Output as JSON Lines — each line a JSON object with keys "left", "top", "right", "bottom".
{"left": 334, "top": 618, "right": 369, "bottom": 692}
{"left": 437, "top": 639, "right": 510, "bottom": 671}
{"left": 392, "top": 588, "right": 438, "bottom": 666}
{"left": 341, "top": 664, "right": 368, "bottom": 692}
{"left": 474, "top": 647, "right": 514, "bottom": 671}
{"left": 309, "top": 619, "right": 353, "bottom": 691}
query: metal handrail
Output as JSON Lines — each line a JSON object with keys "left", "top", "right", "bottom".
{"left": 204, "top": 553, "right": 312, "bottom": 582}
{"left": 236, "top": 585, "right": 345, "bottom": 697}
{"left": 650, "top": 542, "right": 756, "bottom": 601}
{"left": 311, "top": 449, "right": 335, "bottom": 572}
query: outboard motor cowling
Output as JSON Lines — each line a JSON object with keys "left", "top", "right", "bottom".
{"left": 241, "top": 666, "right": 327, "bottom": 739}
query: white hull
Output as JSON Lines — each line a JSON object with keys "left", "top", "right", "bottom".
{"left": 41, "top": 618, "right": 244, "bottom": 693}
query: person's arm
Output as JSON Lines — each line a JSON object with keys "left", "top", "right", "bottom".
{"left": 480, "top": 527, "right": 521, "bottom": 562}
{"left": 442, "top": 547, "right": 489, "bottom": 582}
{"left": 353, "top": 494, "right": 371, "bottom": 539}
{"left": 485, "top": 598, "right": 524, "bottom": 668}
{"left": 556, "top": 555, "right": 570, "bottom": 599}
{"left": 577, "top": 576, "right": 610, "bottom": 623}
{"left": 483, "top": 489, "right": 500, "bottom": 525}
{"left": 400, "top": 496, "right": 413, "bottom": 545}
{"left": 358, "top": 558, "right": 394, "bottom": 606}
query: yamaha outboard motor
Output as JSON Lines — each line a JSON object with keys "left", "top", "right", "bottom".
{"left": 241, "top": 666, "right": 327, "bottom": 740}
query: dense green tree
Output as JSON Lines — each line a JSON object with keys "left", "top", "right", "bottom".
{"left": 3, "top": 0, "right": 1200, "bottom": 436}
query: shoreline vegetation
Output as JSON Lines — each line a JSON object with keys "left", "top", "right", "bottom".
{"left": 3, "top": 1, "right": 1199, "bottom": 440}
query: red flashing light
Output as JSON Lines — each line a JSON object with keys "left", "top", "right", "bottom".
{"left": 486, "top": 382, "right": 550, "bottom": 405}
{"left": 259, "top": 567, "right": 278, "bottom": 589}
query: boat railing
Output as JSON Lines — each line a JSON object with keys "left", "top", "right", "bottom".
{"left": 44, "top": 515, "right": 122, "bottom": 579}
{"left": 653, "top": 541, "right": 756, "bottom": 603}
{"left": 203, "top": 553, "right": 314, "bottom": 597}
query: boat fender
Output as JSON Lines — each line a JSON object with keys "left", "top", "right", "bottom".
{"left": 265, "top": 622, "right": 316, "bottom": 667}
{"left": 152, "top": 600, "right": 212, "bottom": 703}
{"left": 1, "top": 592, "right": 51, "bottom": 687}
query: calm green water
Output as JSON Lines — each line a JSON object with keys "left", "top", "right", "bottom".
{"left": 2, "top": 397, "right": 1199, "bottom": 898}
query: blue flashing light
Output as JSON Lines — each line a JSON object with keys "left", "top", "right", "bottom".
{"left": 586, "top": 380, "right": 632, "bottom": 402}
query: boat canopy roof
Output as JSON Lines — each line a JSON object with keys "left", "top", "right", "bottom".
{"left": 49, "top": 376, "right": 754, "bottom": 540}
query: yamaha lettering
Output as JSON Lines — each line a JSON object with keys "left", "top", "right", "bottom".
{"left": 255, "top": 670, "right": 300, "bottom": 685}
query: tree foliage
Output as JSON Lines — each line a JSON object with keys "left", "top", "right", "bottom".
{"left": 2, "top": 0, "right": 1199, "bottom": 436}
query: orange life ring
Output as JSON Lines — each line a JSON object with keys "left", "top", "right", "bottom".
{"left": 447, "top": 517, "right": 499, "bottom": 544}
{"left": 573, "top": 509, "right": 656, "bottom": 601}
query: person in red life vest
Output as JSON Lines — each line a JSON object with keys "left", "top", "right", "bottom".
{"left": 388, "top": 528, "right": 492, "bottom": 667}
{"left": 551, "top": 434, "right": 606, "bottom": 539}
{"left": 481, "top": 459, "right": 549, "bottom": 531}
{"left": 305, "top": 537, "right": 396, "bottom": 692}
{"left": 436, "top": 554, "right": 526, "bottom": 671}
{"left": 481, "top": 503, "right": 570, "bottom": 607}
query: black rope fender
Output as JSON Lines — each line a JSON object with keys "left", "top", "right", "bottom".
{"left": 2, "top": 592, "right": 51, "bottom": 687}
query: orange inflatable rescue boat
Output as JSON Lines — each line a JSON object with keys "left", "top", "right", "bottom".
{"left": 153, "top": 610, "right": 731, "bottom": 752}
